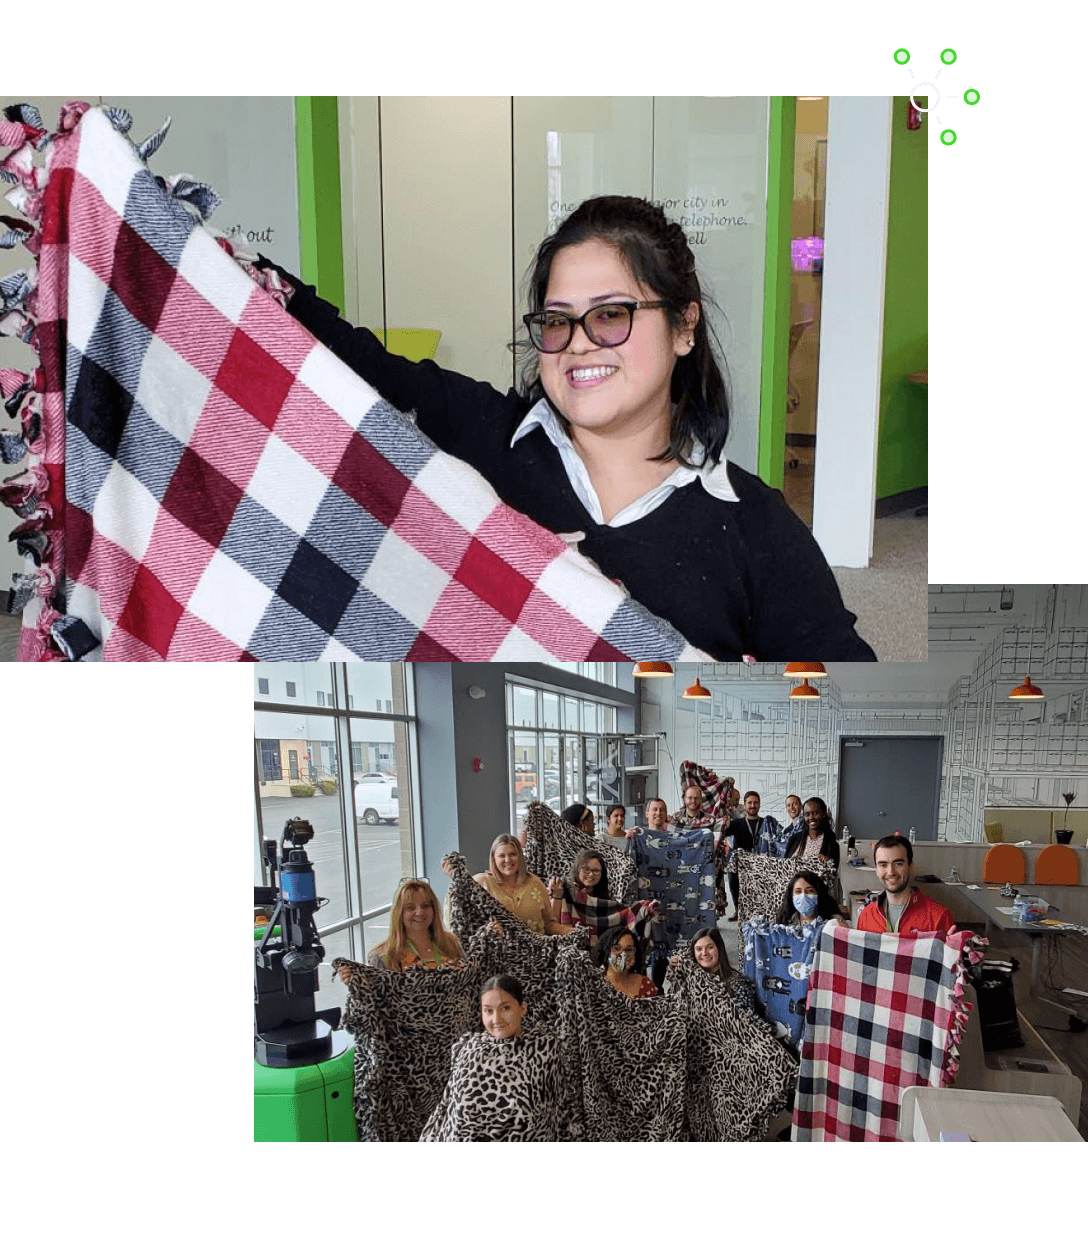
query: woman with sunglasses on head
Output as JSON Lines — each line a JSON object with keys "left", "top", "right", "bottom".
{"left": 259, "top": 198, "right": 875, "bottom": 662}
{"left": 334, "top": 876, "right": 464, "bottom": 986}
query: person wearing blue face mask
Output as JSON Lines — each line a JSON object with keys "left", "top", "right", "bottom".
{"left": 776, "top": 871, "right": 845, "bottom": 927}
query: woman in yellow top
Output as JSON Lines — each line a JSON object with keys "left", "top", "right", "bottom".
{"left": 473, "top": 834, "right": 573, "bottom": 936}
{"left": 336, "top": 878, "right": 464, "bottom": 982}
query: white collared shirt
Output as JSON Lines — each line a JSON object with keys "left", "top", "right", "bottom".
{"left": 509, "top": 398, "right": 740, "bottom": 529}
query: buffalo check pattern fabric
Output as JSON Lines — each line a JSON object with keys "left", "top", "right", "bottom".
{"left": 2, "top": 103, "right": 715, "bottom": 662}
{"left": 791, "top": 920, "right": 983, "bottom": 1142}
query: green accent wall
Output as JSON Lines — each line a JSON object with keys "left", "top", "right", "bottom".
{"left": 877, "top": 97, "right": 928, "bottom": 498}
{"left": 294, "top": 97, "right": 346, "bottom": 314}
{"left": 757, "top": 97, "right": 796, "bottom": 489}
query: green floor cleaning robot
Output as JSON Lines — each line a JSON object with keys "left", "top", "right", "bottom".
{"left": 254, "top": 817, "right": 358, "bottom": 1142}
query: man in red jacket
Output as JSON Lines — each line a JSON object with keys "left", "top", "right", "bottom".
{"left": 856, "top": 834, "right": 955, "bottom": 935}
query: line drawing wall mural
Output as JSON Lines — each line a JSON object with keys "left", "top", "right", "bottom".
{"left": 641, "top": 585, "right": 1088, "bottom": 844}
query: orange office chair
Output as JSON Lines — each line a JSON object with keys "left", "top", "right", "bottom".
{"left": 1034, "top": 844, "right": 1079, "bottom": 886}
{"left": 982, "top": 843, "right": 1026, "bottom": 885}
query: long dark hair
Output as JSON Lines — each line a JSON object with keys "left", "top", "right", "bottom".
{"left": 777, "top": 871, "right": 842, "bottom": 925}
{"left": 518, "top": 196, "right": 732, "bottom": 466}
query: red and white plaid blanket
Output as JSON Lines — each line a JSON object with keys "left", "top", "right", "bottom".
{"left": 1, "top": 102, "right": 715, "bottom": 663}
{"left": 792, "top": 919, "right": 985, "bottom": 1141}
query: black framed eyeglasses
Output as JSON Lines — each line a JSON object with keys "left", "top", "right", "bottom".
{"left": 522, "top": 300, "right": 668, "bottom": 353}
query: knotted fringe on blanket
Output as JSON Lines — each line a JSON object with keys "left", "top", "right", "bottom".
{"left": 420, "top": 1022, "right": 580, "bottom": 1141}
{"left": 665, "top": 953, "right": 798, "bottom": 1141}
{"left": 736, "top": 850, "right": 837, "bottom": 923}
{"left": 674, "top": 761, "right": 742, "bottom": 917}
{"left": 741, "top": 916, "right": 823, "bottom": 1051}
{"left": 332, "top": 953, "right": 479, "bottom": 1142}
{"left": 792, "top": 920, "right": 987, "bottom": 1141}
{"left": 554, "top": 944, "right": 686, "bottom": 1141}
{"left": 678, "top": 760, "right": 737, "bottom": 823}
{"left": 1, "top": 101, "right": 717, "bottom": 663}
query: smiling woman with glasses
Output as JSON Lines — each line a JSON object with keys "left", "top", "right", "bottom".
{"left": 259, "top": 196, "right": 876, "bottom": 661}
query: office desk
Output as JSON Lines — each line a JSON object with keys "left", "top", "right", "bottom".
{"left": 949, "top": 883, "right": 1082, "bottom": 996}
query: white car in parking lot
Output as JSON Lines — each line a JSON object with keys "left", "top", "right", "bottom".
{"left": 354, "top": 773, "right": 399, "bottom": 826}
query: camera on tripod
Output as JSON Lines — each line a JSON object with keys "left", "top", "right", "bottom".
{"left": 254, "top": 817, "right": 340, "bottom": 1068}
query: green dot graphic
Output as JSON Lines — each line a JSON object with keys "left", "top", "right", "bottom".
{"left": 894, "top": 48, "right": 910, "bottom": 64}
{"left": 965, "top": 89, "right": 980, "bottom": 105}
{"left": 941, "top": 129, "right": 957, "bottom": 146}
{"left": 941, "top": 48, "right": 957, "bottom": 64}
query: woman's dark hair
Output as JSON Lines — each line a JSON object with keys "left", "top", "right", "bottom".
{"left": 690, "top": 927, "right": 733, "bottom": 979}
{"left": 561, "top": 802, "right": 593, "bottom": 830}
{"left": 481, "top": 973, "right": 526, "bottom": 1003}
{"left": 594, "top": 924, "right": 645, "bottom": 975}
{"left": 567, "top": 847, "right": 610, "bottom": 899}
{"left": 518, "top": 196, "right": 732, "bottom": 466}
{"left": 777, "top": 871, "right": 842, "bottom": 925}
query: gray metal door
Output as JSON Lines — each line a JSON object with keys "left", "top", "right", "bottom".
{"left": 837, "top": 736, "right": 943, "bottom": 840}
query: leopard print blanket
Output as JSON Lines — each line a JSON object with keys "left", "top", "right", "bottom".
{"left": 522, "top": 800, "right": 637, "bottom": 902}
{"left": 665, "top": 953, "right": 799, "bottom": 1141}
{"left": 332, "top": 956, "right": 479, "bottom": 1142}
{"left": 554, "top": 944, "right": 687, "bottom": 1141}
{"left": 334, "top": 906, "right": 586, "bottom": 1141}
{"left": 444, "top": 850, "right": 589, "bottom": 1024}
{"left": 420, "top": 1022, "right": 580, "bottom": 1141}
{"left": 736, "top": 850, "right": 838, "bottom": 923}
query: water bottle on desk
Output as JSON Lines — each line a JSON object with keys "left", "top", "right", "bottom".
{"left": 908, "top": 827, "right": 916, "bottom": 845}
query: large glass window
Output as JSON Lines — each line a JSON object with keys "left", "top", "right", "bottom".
{"left": 254, "top": 664, "right": 419, "bottom": 1011}
{"left": 506, "top": 678, "right": 618, "bottom": 828}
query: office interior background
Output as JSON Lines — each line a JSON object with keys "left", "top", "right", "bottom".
{"left": 253, "top": 586, "right": 1088, "bottom": 1118}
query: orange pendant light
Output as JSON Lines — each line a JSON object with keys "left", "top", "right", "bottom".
{"left": 789, "top": 677, "right": 820, "bottom": 699}
{"left": 682, "top": 677, "right": 711, "bottom": 698}
{"left": 783, "top": 662, "right": 827, "bottom": 678}
{"left": 633, "top": 662, "right": 674, "bottom": 677}
{"left": 1008, "top": 675, "right": 1044, "bottom": 700}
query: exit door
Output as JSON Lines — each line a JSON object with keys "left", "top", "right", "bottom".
{"left": 837, "top": 736, "right": 943, "bottom": 840}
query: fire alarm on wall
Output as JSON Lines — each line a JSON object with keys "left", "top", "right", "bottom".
{"left": 473, "top": 758, "right": 484, "bottom": 773}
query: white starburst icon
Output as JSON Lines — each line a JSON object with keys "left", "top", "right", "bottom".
{"left": 893, "top": 47, "right": 980, "bottom": 146}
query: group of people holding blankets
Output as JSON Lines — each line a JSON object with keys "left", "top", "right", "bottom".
{"left": 333, "top": 789, "right": 867, "bottom": 1142}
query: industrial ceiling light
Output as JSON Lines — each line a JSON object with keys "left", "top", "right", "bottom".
{"left": 633, "top": 663, "right": 674, "bottom": 678}
{"left": 1008, "top": 676, "right": 1044, "bottom": 700}
{"left": 1007, "top": 626, "right": 1044, "bottom": 700}
{"left": 682, "top": 677, "right": 711, "bottom": 699}
{"left": 789, "top": 678, "right": 820, "bottom": 700}
{"left": 783, "top": 662, "right": 827, "bottom": 678}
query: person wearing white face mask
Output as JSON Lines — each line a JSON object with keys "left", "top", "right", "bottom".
{"left": 776, "top": 872, "right": 845, "bottom": 927}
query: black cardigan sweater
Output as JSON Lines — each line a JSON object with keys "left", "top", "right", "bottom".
{"left": 264, "top": 264, "right": 877, "bottom": 662}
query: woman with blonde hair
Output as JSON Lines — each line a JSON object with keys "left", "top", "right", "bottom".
{"left": 336, "top": 878, "right": 463, "bottom": 983}
{"left": 472, "top": 833, "right": 572, "bottom": 936}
